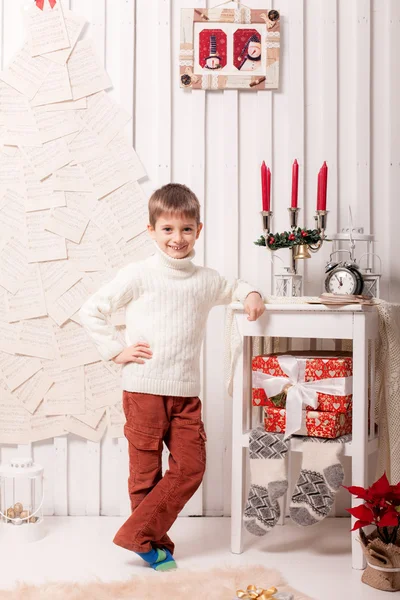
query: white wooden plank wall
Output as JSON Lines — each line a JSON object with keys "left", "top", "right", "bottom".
{"left": 0, "top": 0, "right": 399, "bottom": 518}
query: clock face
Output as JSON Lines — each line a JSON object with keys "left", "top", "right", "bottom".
{"left": 325, "top": 268, "right": 358, "bottom": 295}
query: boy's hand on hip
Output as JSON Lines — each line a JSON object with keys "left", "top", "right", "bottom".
{"left": 244, "top": 292, "right": 265, "bottom": 321}
{"left": 112, "top": 343, "right": 152, "bottom": 364}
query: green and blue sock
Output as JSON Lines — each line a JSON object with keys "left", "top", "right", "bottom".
{"left": 136, "top": 547, "right": 177, "bottom": 571}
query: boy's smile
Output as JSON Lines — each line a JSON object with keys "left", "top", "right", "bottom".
{"left": 148, "top": 213, "right": 203, "bottom": 259}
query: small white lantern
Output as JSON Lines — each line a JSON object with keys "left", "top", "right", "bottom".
{"left": 359, "top": 253, "right": 382, "bottom": 299}
{"left": 274, "top": 267, "right": 303, "bottom": 298}
{"left": 362, "top": 268, "right": 381, "bottom": 299}
{"left": 0, "top": 457, "right": 45, "bottom": 543}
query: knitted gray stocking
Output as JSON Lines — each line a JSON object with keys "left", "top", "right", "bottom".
{"left": 244, "top": 427, "right": 289, "bottom": 536}
{"left": 289, "top": 438, "right": 345, "bottom": 526}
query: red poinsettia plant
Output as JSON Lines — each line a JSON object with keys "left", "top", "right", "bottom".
{"left": 345, "top": 473, "right": 400, "bottom": 545}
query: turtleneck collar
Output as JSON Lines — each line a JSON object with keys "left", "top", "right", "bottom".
{"left": 153, "top": 242, "right": 195, "bottom": 271}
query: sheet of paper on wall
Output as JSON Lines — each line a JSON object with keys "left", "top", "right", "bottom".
{"left": 29, "top": 401, "right": 67, "bottom": 442}
{"left": 0, "top": 191, "right": 25, "bottom": 232}
{"left": 84, "top": 362, "right": 121, "bottom": 409}
{"left": 120, "top": 231, "right": 155, "bottom": 266}
{"left": 0, "top": 44, "right": 52, "bottom": 100}
{"left": 79, "top": 91, "right": 131, "bottom": 145}
{"left": 42, "top": 97, "right": 86, "bottom": 111}
{"left": 0, "top": 152, "right": 24, "bottom": 192}
{"left": 107, "top": 405, "right": 125, "bottom": 439}
{"left": 47, "top": 278, "right": 90, "bottom": 327}
{"left": 6, "top": 264, "right": 47, "bottom": 323}
{"left": 32, "top": 107, "right": 79, "bottom": 144}
{"left": 0, "top": 321, "right": 22, "bottom": 354}
{"left": 0, "top": 189, "right": 26, "bottom": 236}
{"left": 0, "top": 237, "right": 30, "bottom": 295}
{"left": 64, "top": 412, "right": 107, "bottom": 442}
{"left": 0, "top": 351, "right": 42, "bottom": 391}
{"left": 0, "top": 229, "right": 11, "bottom": 256}
{"left": 89, "top": 200, "right": 124, "bottom": 244}
{"left": 13, "top": 368, "right": 54, "bottom": 415}
{"left": 16, "top": 318, "right": 56, "bottom": 360}
{"left": 23, "top": 163, "right": 66, "bottom": 212}
{"left": 0, "top": 80, "right": 33, "bottom": 125}
{"left": 73, "top": 406, "right": 105, "bottom": 430}
{"left": 3, "top": 120, "right": 43, "bottom": 148}
{"left": 103, "top": 359, "right": 121, "bottom": 379}
{"left": 108, "top": 132, "right": 146, "bottom": 182}
{"left": 81, "top": 148, "right": 132, "bottom": 200}
{"left": 0, "top": 287, "right": 8, "bottom": 322}
{"left": 31, "top": 62, "right": 72, "bottom": 107}
{"left": 66, "top": 227, "right": 107, "bottom": 272}
{"left": 43, "top": 363, "right": 84, "bottom": 416}
{"left": 21, "top": 138, "right": 71, "bottom": 181}
{"left": 0, "top": 394, "right": 30, "bottom": 444}
{"left": 26, "top": 210, "right": 67, "bottom": 263}
{"left": 39, "top": 260, "right": 81, "bottom": 305}
{"left": 53, "top": 319, "right": 100, "bottom": 369}
{"left": 67, "top": 39, "right": 112, "bottom": 100}
{"left": 0, "top": 142, "right": 18, "bottom": 158}
{"left": 67, "top": 126, "right": 105, "bottom": 164}
{"left": 0, "top": 373, "right": 14, "bottom": 400}
{"left": 104, "top": 182, "right": 148, "bottom": 242}
{"left": 45, "top": 8, "right": 86, "bottom": 66}
{"left": 53, "top": 163, "right": 94, "bottom": 192}
{"left": 26, "top": 2, "right": 70, "bottom": 58}
{"left": 96, "top": 231, "right": 125, "bottom": 270}
{"left": 45, "top": 192, "right": 91, "bottom": 243}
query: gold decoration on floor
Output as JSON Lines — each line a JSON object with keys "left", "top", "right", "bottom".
{"left": 236, "top": 584, "right": 278, "bottom": 599}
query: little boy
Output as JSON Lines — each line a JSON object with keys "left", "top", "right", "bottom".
{"left": 79, "top": 183, "right": 265, "bottom": 571}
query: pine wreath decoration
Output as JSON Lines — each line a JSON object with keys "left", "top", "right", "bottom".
{"left": 254, "top": 227, "right": 322, "bottom": 250}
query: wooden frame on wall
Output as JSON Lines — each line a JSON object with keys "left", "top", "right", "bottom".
{"left": 180, "top": 6, "right": 280, "bottom": 91}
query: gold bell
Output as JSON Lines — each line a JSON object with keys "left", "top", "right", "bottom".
{"left": 293, "top": 244, "right": 311, "bottom": 260}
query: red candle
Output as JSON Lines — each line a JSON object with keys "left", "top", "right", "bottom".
{"left": 261, "top": 161, "right": 268, "bottom": 211}
{"left": 316, "top": 163, "right": 328, "bottom": 211}
{"left": 291, "top": 159, "right": 299, "bottom": 208}
{"left": 317, "top": 169, "right": 322, "bottom": 210}
{"left": 261, "top": 161, "right": 271, "bottom": 211}
{"left": 267, "top": 167, "right": 271, "bottom": 210}
{"left": 321, "top": 161, "right": 328, "bottom": 211}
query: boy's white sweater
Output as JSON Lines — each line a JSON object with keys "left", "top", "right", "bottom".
{"left": 79, "top": 243, "right": 260, "bottom": 397}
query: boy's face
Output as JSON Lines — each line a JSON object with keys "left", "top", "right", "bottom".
{"left": 148, "top": 213, "right": 203, "bottom": 259}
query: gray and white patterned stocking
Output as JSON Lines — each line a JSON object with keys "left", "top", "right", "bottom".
{"left": 289, "top": 437, "right": 346, "bottom": 526}
{"left": 244, "top": 427, "right": 289, "bottom": 536}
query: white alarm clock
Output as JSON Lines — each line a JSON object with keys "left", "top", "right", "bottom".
{"left": 325, "top": 253, "right": 364, "bottom": 295}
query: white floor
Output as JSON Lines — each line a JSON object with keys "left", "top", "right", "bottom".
{"left": 0, "top": 517, "right": 389, "bottom": 599}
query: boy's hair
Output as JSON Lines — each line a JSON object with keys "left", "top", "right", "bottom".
{"left": 148, "top": 183, "right": 201, "bottom": 227}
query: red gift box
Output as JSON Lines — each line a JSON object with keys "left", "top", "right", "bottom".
{"left": 252, "top": 352, "right": 352, "bottom": 413}
{"left": 264, "top": 406, "right": 352, "bottom": 439}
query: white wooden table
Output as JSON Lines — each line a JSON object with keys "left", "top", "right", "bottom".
{"left": 230, "top": 303, "right": 379, "bottom": 570}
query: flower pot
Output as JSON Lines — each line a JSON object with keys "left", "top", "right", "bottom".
{"left": 361, "top": 531, "right": 400, "bottom": 592}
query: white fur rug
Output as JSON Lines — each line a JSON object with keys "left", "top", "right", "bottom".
{"left": 0, "top": 565, "right": 312, "bottom": 600}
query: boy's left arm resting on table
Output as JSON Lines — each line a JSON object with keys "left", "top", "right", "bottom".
{"left": 212, "top": 273, "right": 263, "bottom": 307}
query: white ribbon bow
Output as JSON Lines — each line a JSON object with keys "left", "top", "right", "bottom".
{"left": 253, "top": 355, "right": 353, "bottom": 439}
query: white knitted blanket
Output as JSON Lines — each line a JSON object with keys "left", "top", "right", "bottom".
{"left": 225, "top": 297, "right": 400, "bottom": 483}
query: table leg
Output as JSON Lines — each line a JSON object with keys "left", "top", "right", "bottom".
{"left": 369, "top": 339, "right": 376, "bottom": 441}
{"left": 351, "top": 313, "right": 368, "bottom": 570}
{"left": 231, "top": 335, "right": 251, "bottom": 554}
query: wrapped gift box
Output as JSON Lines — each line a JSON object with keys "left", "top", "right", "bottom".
{"left": 252, "top": 352, "right": 353, "bottom": 413}
{"left": 264, "top": 406, "right": 352, "bottom": 439}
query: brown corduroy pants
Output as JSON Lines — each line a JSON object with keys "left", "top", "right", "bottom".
{"left": 113, "top": 392, "right": 206, "bottom": 555}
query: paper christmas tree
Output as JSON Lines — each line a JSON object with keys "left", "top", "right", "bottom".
{"left": 0, "top": 0, "right": 153, "bottom": 444}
